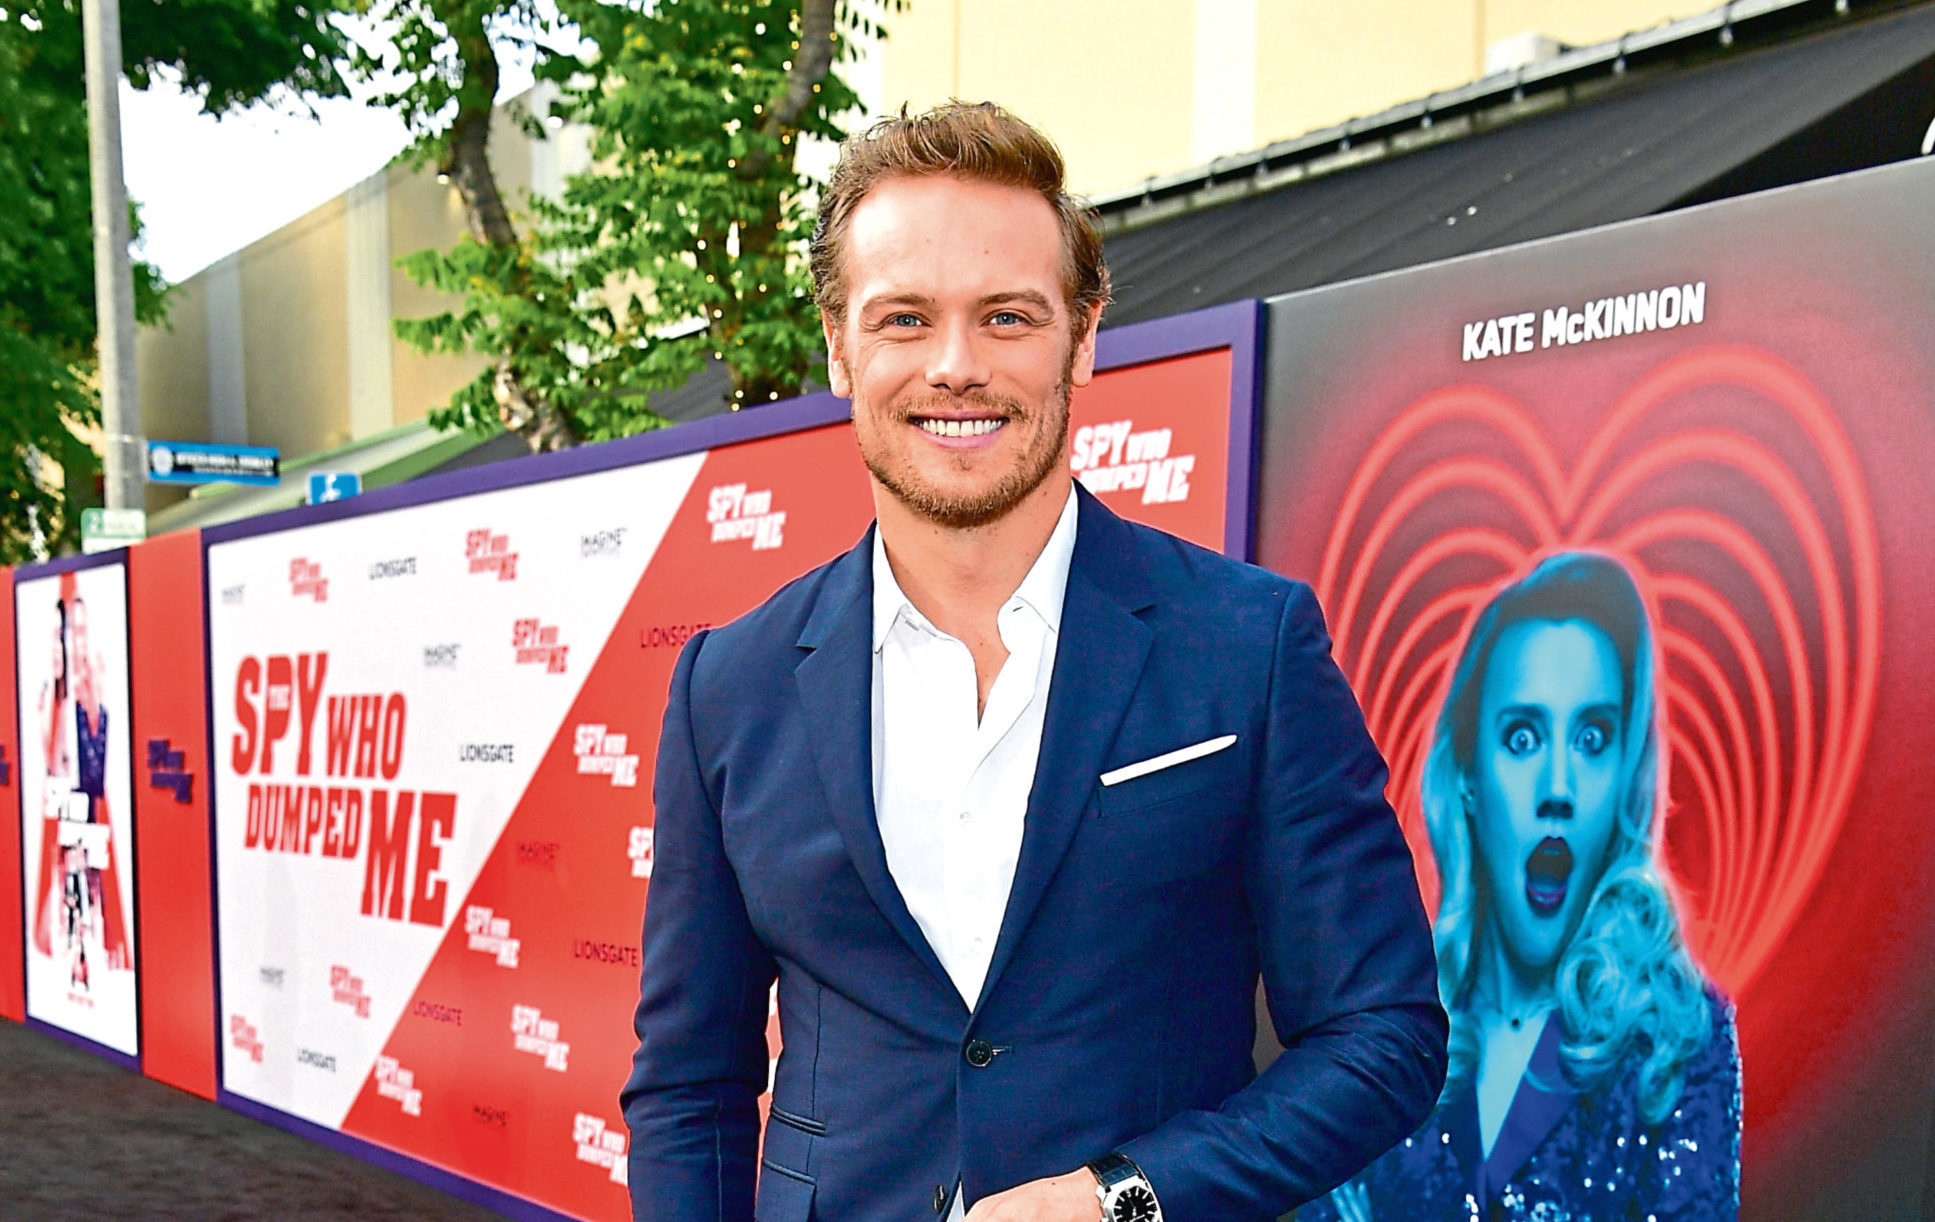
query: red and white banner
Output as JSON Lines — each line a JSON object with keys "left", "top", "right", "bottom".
{"left": 14, "top": 560, "right": 139, "bottom": 1055}
{"left": 205, "top": 326, "right": 1249, "bottom": 1220}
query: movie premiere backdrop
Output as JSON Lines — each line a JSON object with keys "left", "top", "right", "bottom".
{"left": 202, "top": 304, "right": 1257, "bottom": 1222}
{"left": 1258, "top": 157, "right": 1935, "bottom": 1220}
{"left": 12, "top": 556, "right": 140, "bottom": 1058}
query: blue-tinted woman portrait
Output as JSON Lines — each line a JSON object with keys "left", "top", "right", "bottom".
{"left": 1304, "top": 552, "right": 1740, "bottom": 1221}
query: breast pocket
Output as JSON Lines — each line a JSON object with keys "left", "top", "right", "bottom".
{"left": 1095, "top": 737, "right": 1244, "bottom": 817}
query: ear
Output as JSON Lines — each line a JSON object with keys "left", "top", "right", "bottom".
{"left": 821, "top": 310, "right": 851, "bottom": 399}
{"left": 1458, "top": 774, "right": 1475, "bottom": 813}
{"left": 1067, "top": 301, "right": 1104, "bottom": 389}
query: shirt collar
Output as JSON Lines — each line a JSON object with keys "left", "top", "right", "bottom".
{"left": 871, "top": 483, "right": 1080, "bottom": 653}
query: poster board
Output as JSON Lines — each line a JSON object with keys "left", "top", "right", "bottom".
{"left": 1258, "top": 158, "right": 1935, "bottom": 1219}
{"left": 13, "top": 554, "right": 140, "bottom": 1061}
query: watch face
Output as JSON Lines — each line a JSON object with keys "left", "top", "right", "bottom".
{"left": 1111, "top": 1184, "right": 1159, "bottom": 1222}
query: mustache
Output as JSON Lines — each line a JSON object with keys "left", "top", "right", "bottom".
{"left": 892, "top": 390, "right": 1032, "bottom": 422}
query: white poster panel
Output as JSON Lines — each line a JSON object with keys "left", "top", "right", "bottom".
{"left": 207, "top": 453, "right": 704, "bottom": 1126}
{"left": 15, "top": 561, "right": 139, "bottom": 1055}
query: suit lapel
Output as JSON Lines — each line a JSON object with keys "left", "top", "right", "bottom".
{"left": 794, "top": 530, "right": 959, "bottom": 1001}
{"left": 1476, "top": 1014, "right": 1580, "bottom": 1202}
{"left": 974, "top": 491, "right": 1155, "bottom": 1013}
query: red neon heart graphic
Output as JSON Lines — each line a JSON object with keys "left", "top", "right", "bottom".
{"left": 1314, "top": 345, "right": 1880, "bottom": 997}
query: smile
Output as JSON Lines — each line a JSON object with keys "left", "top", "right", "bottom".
{"left": 914, "top": 417, "right": 1005, "bottom": 438}
{"left": 1524, "top": 837, "right": 1573, "bottom": 915}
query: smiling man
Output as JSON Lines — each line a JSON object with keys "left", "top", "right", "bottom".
{"left": 621, "top": 102, "right": 1447, "bottom": 1222}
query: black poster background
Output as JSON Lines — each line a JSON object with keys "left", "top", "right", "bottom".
{"left": 1256, "top": 157, "right": 1935, "bottom": 1219}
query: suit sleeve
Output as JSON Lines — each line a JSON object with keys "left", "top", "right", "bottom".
{"left": 1120, "top": 582, "right": 1448, "bottom": 1218}
{"left": 622, "top": 630, "right": 777, "bottom": 1222}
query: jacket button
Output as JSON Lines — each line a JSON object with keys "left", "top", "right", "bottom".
{"left": 934, "top": 1184, "right": 947, "bottom": 1213}
{"left": 964, "top": 1039, "right": 995, "bottom": 1068}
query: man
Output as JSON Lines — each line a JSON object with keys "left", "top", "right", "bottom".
{"left": 623, "top": 102, "right": 1446, "bottom": 1222}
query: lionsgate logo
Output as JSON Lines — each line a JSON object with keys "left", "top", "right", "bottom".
{"left": 330, "top": 965, "right": 372, "bottom": 1018}
{"left": 511, "top": 1005, "right": 570, "bottom": 1072}
{"left": 297, "top": 1047, "right": 338, "bottom": 1072}
{"left": 574, "top": 724, "right": 638, "bottom": 788}
{"left": 580, "top": 527, "right": 627, "bottom": 558}
{"left": 221, "top": 584, "right": 245, "bottom": 606}
{"left": 1070, "top": 420, "right": 1195, "bottom": 505}
{"left": 423, "top": 643, "right": 461, "bottom": 670}
{"left": 466, "top": 905, "right": 521, "bottom": 967}
{"left": 707, "top": 483, "right": 786, "bottom": 551}
{"left": 627, "top": 826, "right": 655, "bottom": 879}
{"left": 374, "top": 1055, "right": 423, "bottom": 1116}
{"left": 573, "top": 1113, "right": 629, "bottom": 1186}
{"left": 229, "top": 1014, "right": 265, "bottom": 1063}
{"left": 369, "top": 556, "right": 417, "bottom": 580}
{"left": 466, "top": 529, "right": 518, "bottom": 580}
{"left": 289, "top": 558, "right": 329, "bottom": 602}
{"left": 259, "top": 966, "right": 285, "bottom": 988}
{"left": 512, "top": 618, "right": 568, "bottom": 673}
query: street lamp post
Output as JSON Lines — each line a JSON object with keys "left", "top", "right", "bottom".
{"left": 80, "top": 0, "right": 143, "bottom": 511}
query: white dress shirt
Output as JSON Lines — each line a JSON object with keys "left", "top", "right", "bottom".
{"left": 870, "top": 486, "right": 1079, "bottom": 1014}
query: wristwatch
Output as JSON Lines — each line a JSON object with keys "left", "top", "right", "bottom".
{"left": 1086, "top": 1152, "right": 1163, "bottom": 1222}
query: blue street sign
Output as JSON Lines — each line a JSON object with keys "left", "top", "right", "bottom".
{"left": 146, "top": 440, "right": 281, "bottom": 486}
{"left": 307, "top": 471, "right": 363, "bottom": 504}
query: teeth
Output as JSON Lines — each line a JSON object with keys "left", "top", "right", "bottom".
{"left": 917, "top": 418, "right": 1002, "bottom": 438}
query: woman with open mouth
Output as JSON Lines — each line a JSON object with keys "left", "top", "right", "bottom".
{"left": 1305, "top": 551, "right": 1740, "bottom": 1221}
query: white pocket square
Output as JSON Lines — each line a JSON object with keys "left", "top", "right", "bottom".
{"left": 1099, "top": 734, "right": 1238, "bottom": 787}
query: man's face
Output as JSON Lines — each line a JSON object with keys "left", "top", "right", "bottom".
{"left": 823, "top": 173, "right": 1098, "bottom": 529}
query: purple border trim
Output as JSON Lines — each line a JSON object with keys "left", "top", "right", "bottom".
{"left": 25, "top": 1015, "right": 142, "bottom": 1071}
{"left": 13, "top": 547, "right": 129, "bottom": 582}
{"left": 219, "top": 1090, "right": 579, "bottom": 1222}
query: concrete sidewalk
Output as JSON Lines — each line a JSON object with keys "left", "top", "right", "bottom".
{"left": 0, "top": 1017, "right": 507, "bottom": 1220}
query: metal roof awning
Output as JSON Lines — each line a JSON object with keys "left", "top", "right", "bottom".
{"left": 1101, "top": 1, "right": 1935, "bottom": 326}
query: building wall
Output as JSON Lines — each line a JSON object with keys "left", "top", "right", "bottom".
{"left": 869, "top": 0, "right": 1731, "bottom": 196}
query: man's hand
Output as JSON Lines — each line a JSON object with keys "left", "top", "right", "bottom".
{"left": 961, "top": 1168, "right": 1102, "bottom": 1221}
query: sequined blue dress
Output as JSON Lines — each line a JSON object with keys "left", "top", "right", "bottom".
{"left": 1299, "top": 990, "right": 1739, "bottom": 1222}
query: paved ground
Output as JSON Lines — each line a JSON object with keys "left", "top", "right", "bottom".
{"left": 0, "top": 1017, "right": 506, "bottom": 1220}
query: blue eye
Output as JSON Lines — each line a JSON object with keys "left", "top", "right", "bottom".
{"left": 888, "top": 313, "right": 922, "bottom": 328}
{"left": 989, "top": 310, "right": 1023, "bottom": 326}
{"left": 1503, "top": 721, "right": 1540, "bottom": 756}
{"left": 1576, "top": 720, "right": 1612, "bottom": 756}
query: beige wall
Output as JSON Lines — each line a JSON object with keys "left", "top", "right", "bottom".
{"left": 238, "top": 196, "right": 353, "bottom": 457}
{"left": 870, "top": 0, "right": 1737, "bottom": 197}
{"left": 386, "top": 163, "right": 491, "bottom": 429}
{"left": 132, "top": 276, "right": 210, "bottom": 515}
{"left": 879, "top": 0, "right": 1199, "bottom": 198}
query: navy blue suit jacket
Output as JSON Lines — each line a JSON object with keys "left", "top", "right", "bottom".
{"left": 622, "top": 488, "right": 1447, "bottom": 1221}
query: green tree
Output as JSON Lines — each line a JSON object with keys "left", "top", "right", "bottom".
{"left": 392, "top": 0, "right": 889, "bottom": 449}
{"left": 0, "top": 0, "right": 353, "bottom": 562}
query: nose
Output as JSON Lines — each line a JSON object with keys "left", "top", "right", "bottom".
{"left": 925, "top": 317, "right": 991, "bottom": 396}
{"left": 1541, "top": 743, "right": 1575, "bottom": 819}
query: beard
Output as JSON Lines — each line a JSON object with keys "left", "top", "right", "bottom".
{"left": 859, "top": 376, "right": 1072, "bottom": 530}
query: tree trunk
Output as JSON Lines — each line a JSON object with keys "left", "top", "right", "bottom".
{"left": 435, "top": 0, "right": 577, "bottom": 451}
